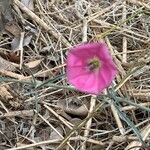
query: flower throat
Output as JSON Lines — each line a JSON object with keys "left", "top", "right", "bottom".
{"left": 87, "top": 57, "right": 101, "bottom": 71}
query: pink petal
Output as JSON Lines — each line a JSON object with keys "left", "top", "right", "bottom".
{"left": 68, "top": 71, "right": 100, "bottom": 94}
{"left": 67, "top": 52, "right": 83, "bottom": 67}
{"left": 69, "top": 44, "right": 92, "bottom": 60}
{"left": 96, "top": 63, "right": 117, "bottom": 92}
{"left": 70, "top": 42, "right": 113, "bottom": 62}
{"left": 90, "top": 43, "right": 113, "bottom": 61}
{"left": 67, "top": 66, "right": 87, "bottom": 80}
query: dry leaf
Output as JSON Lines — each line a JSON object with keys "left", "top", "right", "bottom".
{"left": 11, "top": 34, "right": 32, "bottom": 56}
{"left": 8, "top": 52, "right": 20, "bottom": 63}
{"left": 0, "top": 85, "right": 22, "bottom": 109}
{"left": 24, "top": 59, "right": 43, "bottom": 75}
{"left": 21, "top": 0, "right": 34, "bottom": 11}
{"left": 0, "top": 0, "right": 13, "bottom": 31}
{"left": 0, "top": 0, "right": 12, "bottom": 14}
{"left": 23, "top": 35, "right": 33, "bottom": 46}
{"left": 0, "top": 56, "right": 16, "bottom": 71}
{"left": 70, "top": 118, "right": 82, "bottom": 126}
{"left": 5, "top": 21, "right": 22, "bottom": 37}
{"left": 49, "top": 127, "right": 63, "bottom": 140}
{"left": 11, "top": 37, "right": 20, "bottom": 50}
{"left": 25, "top": 59, "right": 42, "bottom": 69}
{"left": 57, "top": 98, "right": 89, "bottom": 117}
{"left": 48, "top": 126, "right": 63, "bottom": 149}
{"left": 0, "top": 86, "right": 13, "bottom": 101}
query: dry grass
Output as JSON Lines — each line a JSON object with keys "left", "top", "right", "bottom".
{"left": 0, "top": 0, "right": 150, "bottom": 150}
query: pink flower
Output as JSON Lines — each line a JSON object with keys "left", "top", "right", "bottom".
{"left": 66, "top": 42, "right": 117, "bottom": 95}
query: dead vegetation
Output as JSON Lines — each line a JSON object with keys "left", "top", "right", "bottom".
{"left": 0, "top": 0, "right": 150, "bottom": 150}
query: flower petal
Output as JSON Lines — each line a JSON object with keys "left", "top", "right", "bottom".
{"left": 97, "top": 63, "right": 117, "bottom": 91}
{"left": 67, "top": 66, "right": 87, "bottom": 80}
{"left": 67, "top": 52, "right": 83, "bottom": 67}
{"left": 68, "top": 71, "right": 100, "bottom": 94}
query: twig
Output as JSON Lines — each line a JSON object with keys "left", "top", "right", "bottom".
{"left": 82, "top": 19, "right": 88, "bottom": 43}
{"left": 81, "top": 95, "right": 97, "bottom": 150}
{"left": 44, "top": 104, "right": 73, "bottom": 129}
{"left": 36, "top": 110, "right": 75, "bottom": 150}
{"left": 18, "top": 32, "right": 25, "bottom": 69}
{"left": 121, "top": 102, "right": 150, "bottom": 111}
{"left": 0, "top": 109, "right": 34, "bottom": 118}
{"left": 13, "top": 0, "right": 71, "bottom": 47}
{"left": 93, "top": 19, "right": 149, "bottom": 43}
{"left": 70, "top": 135, "right": 106, "bottom": 146}
{"left": 125, "top": 124, "right": 150, "bottom": 150}
{"left": 122, "top": 1, "right": 127, "bottom": 63}
{"left": 111, "top": 102, "right": 125, "bottom": 135}
{"left": 56, "top": 102, "right": 105, "bottom": 150}
{"left": 7, "top": 139, "right": 61, "bottom": 150}
{"left": 127, "top": 0, "right": 150, "bottom": 9}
